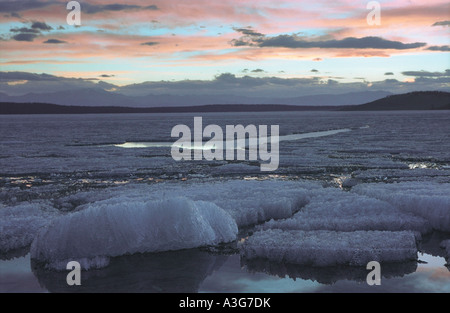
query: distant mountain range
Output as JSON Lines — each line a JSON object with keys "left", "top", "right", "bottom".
{"left": 0, "top": 90, "right": 392, "bottom": 107}
{"left": 0, "top": 91, "right": 449, "bottom": 114}
{"left": 340, "top": 91, "right": 450, "bottom": 111}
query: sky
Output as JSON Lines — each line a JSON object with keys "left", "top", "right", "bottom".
{"left": 0, "top": 0, "right": 449, "bottom": 99}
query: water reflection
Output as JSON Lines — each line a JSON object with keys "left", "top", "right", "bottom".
{"left": 32, "top": 249, "right": 228, "bottom": 293}
{"left": 419, "top": 231, "right": 449, "bottom": 258}
{"left": 241, "top": 257, "right": 417, "bottom": 285}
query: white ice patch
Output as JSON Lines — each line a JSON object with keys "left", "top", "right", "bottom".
{"left": 241, "top": 229, "right": 418, "bottom": 266}
{"left": 0, "top": 202, "right": 60, "bottom": 252}
{"left": 31, "top": 197, "right": 238, "bottom": 269}
{"left": 352, "top": 182, "right": 450, "bottom": 232}
{"left": 261, "top": 189, "right": 431, "bottom": 234}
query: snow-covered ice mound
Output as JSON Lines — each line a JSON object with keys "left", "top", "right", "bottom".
{"left": 241, "top": 230, "right": 418, "bottom": 267}
{"left": 31, "top": 197, "right": 238, "bottom": 270}
{"left": 0, "top": 202, "right": 59, "bottom": 253}
{"left": 125, "top": 180, "right": 320, "bottom": 227}
{"left": 352, "top": 182, "right": 450, "bottom": 232}
{"left": 261, "top": 189, "right": 431, "bottom": 233}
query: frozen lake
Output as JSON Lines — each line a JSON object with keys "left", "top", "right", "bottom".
{"left": 0, "top": 111, "right": 449, "bottom": 292}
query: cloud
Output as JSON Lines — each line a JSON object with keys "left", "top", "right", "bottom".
{"left": 233, "top": 27, "right": 264, "bottom": 37}
{"left": 31, "top": 21, "right": 52, "bottom": 31}
{"left": 0, "top": 72, "right": 60, "bottom": 82}
{"left": 230, "top": 38, "right": 255, "bottom": 47}
{"left": 251, "top": 69, "right": 265, "bottom": 73}
{"left": 0, "top": 0, "right": 55, "bottom": 13}
{"left": 100, "top": 74, "right": 115, "bottom": 78}
{"left": 231, "top": 29, "right": 427, "bottom": 50}
{"left": 384, "top": 72, "right": 394, "bottom": 76}
{"left": 1, "top": 71, "right": 449, "bottom": 101}
{"left": 432, "top": 21, "right": 450, "bottom": 27}
{"left": 230, "top": 27, "right": 265, "bottom": 47}
{"left": 311, "top": 69, "right": 319, "bottom": 73}
{"left": 313, "top": 58, "right": 323, "bottom": 62}
{"left": 255, "top": 35, "right": 426, "bottom": 50}
{"left": 10, "top": 27, "right": 40, "bottom": 34}
{"left": 427, "top": 45, "right": 450, "bottom": 51}
{"left": 43, "top": 39, "right": 67, "bottom": 44}
{"left": 9, "top": 21, "right": 53, "bottom": 42}
{"left": 402, "top": 70, "right": 450, "bottom": 77}
{"left": 141, "top": 41, "right": 159, "bottom": 46}
{"left": 83, "top": 3, "right": 158, "bottom": 14}
{"left": 12, "top": 33, "right": 38, "bottom": 42}
{"left": 0, "top": 71, "right": 103, "bottom": 96}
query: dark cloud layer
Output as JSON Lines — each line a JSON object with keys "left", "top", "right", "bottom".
{"left": 141, "top": 41, "right": 159, "bottom": 46}
{"left": 427, "top": 45, "right": 450, "bottom": 51}
{"left": 432, "top": 21, "right": 450, "bottom": 26}
{"left": 0, "top": 0, "right": 55, "bottom": 13}
{"left": 256, "top": 35, "right": 426, "bottom": 50}
{"left": 231, "top": 29, "right": 426, "bottom": 50}
{"left": 233, "top": 27, "right": 264, "bottom": 37}
{"left": 31, "top": 21, "right": 52, "bottom": 31}
{"left": 10, "top": 27, "right": 40, "bottom": 34}
{"left": 0, "top": 72, "right": 60, "bottom": 81}
{"left": 0, "top": 1, "right": 158, "bottom": 14}
{"left": 9, "top": 21, "right": 53, "bottom": 42}
{"left": 12, "top": 33, "right": 38, "bottom": 42}
{"left": 83, "top": 3, "right": 158, "bottom": 14}
{"left": 1, "top": 71, "right": 449, "bottom": 102}
{"left": 402, "top": 69, "right": 450, "bottom": 77}
{"left": 43, "top": 39, "right": 67, "bottom": 44}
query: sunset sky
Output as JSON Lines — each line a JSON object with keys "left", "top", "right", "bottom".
{"left": 0, "top": 0, "right": 449, "bottom": 99}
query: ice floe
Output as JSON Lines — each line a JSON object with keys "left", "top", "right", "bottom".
{"left": 31, "top": 197, "right": 237, "bottom": 269}
{"left": 352, "top": 182, "right": 450, "bottom": 232}
{"left": 261, "top": 189, "right": 431, "bottom": 234}
{"left": 240, "top": 230, "right": 418, "bottom": 266}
